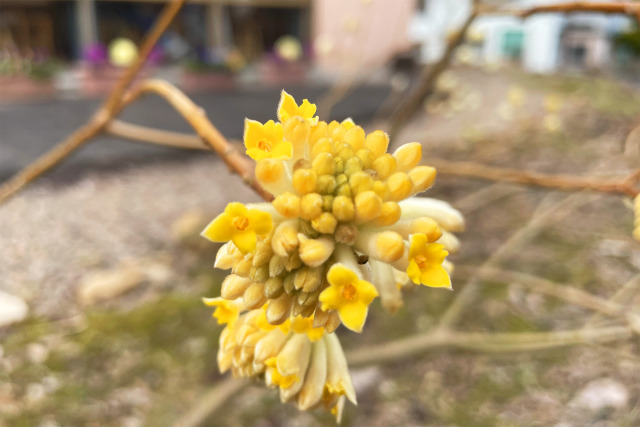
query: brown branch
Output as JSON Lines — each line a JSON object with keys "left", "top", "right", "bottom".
{"left": 0, "top": 0, "right": 187, "bottom": 205}
{"left": 106, "top": 119, "right": 205, "bottom": 150}
{"left": 429, "top": 158, "right": 640, "bottom": 198}
{"left": 465, "top": 266, "right": 625, "bottom": 318}
{"left": 387, "top": 2, "right": 479, "bottom": 138}
{"left": 346, "top": 325, "right": 633, "bottom": 366}
{"left": 119, "top": 79, "right": 272, "bottom": 201}
{"left": 518, "top": 2, "right": 640, "bottom": 21}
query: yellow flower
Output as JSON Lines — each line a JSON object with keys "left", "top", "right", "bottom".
{"left": 319, "top": 264, "right": 379, "bottom": 333}
{"left": 203, "top": 297, "right": 241, "bottom": 325}
{"left": 289, "top": 315, "right": 325, "bottom": 342}
{"left": 201, "top": 202, "right": 272, "bottom": 253}
{"left": 278, "top": 90, "right": 318, "bottom": 125}
{"left": 407, "top": 234, "right": 451, "bottom": 288}
{"left": 244, "top": 119, "right": 292, "bottom": 161}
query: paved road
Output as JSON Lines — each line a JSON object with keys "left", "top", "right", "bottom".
{"left": 0, "top": 84, "right": 390, "bottom": 182}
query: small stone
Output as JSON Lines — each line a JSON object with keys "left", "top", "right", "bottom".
{"left": 171, "top": 209, "right": 208, "bottom": 242}
{"left": 77, "top": 266, "right": 143, "bottom": 305}
{"left": 569, "top": 378, "right": 629, "bottom": 411}
{"left": 26, "top": 383, "right": 46, "bottom": 404}
{"left": 0, "top": 291, "right": 28, "bottom": 327}
{"left": 26, "top": 343, "right": 49, "bottom": 364}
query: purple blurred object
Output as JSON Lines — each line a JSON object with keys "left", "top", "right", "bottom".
{"left": 83, "top": 43, "right": 108, "bottom": 65}
{"left": 147, "top": 45, "right": 165, "bottom": 65}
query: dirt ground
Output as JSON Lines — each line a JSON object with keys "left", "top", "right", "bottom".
{"left": 1, "top": 67, "right": 639, "bottom": 427}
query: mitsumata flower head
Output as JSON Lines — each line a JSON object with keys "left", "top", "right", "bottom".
{"left": 202, "top": 90, "right": 464, "bottom": 420}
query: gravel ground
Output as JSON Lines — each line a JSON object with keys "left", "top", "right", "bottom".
{"left": 0, "top": 155, "right": 257, "bottom": 317}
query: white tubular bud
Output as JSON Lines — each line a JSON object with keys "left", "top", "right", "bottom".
{"left": 272, "top": 220, "right": 300, "bottom": 257}
{"left": 399, "top": 197, "right": 465, "bottom": 232}
{"left": 325, "top": 333, "right": 357, "bottom": 405}
{"left": 297, "top": 339, "right": 328, "bottom": 410}
{"left": 354, "top": 230, "right": 405, "bottom": 263}
{"left": 253, "top": 328, "right": 289, "bottom": 370}
{"left": 278, "top": 334, "right": 313, "bottom": 402}
{"left": 255, "top": 159, "right": 292, "bottom": 197}
{"left": 370, "top": 260, "right": 403, "bottom": 314}
{"left": 437, "top": 230, "right": 460, "bottom": 253}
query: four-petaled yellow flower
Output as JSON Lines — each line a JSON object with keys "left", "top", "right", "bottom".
{"left": 277, "top": 90, "right": 318, "bottom": 125}
{"left": 407, "top": 234, "right": 451, "bottom": 288}
{"left": 201, "top": 202, "right": 272, "bottom": 253}
{"left": 244, "top": 119, "right": 292, "bottom": 161}
{"left": 319, "top": 264, "right": 379, "bottom": 333}
{"left": 203, "top": 297, "right": 240, "bottom": 325}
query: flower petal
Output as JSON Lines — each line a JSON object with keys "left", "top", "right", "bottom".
{"left": 406, "top": 260, "right": 422, "bottom": 284}
{"left": 201, "top": 213, "right": 233, "bottom": 242}
{"left": 247, "top": 209, "right": 273, "bottom": 236}
{"left": 232, "top": 231, "right": 257, "bottom": 254}
{"left": 420, "top": 265, "right": 451, "bottom": 288}
{"left": 338, "top": 302, "right": 369, "bottom": 333}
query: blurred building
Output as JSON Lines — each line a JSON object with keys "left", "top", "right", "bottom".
{"left": 410, "top": 0, "right": 637, "bottom": 74}
{"left": 0, "top": 0, "right": 310, "bottom": 62}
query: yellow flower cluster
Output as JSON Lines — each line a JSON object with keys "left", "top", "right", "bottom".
{"left": 205, "top": 299, "right": 355, "bottom": 419}
{"left": 202, "top": 91, "right": 464, "bottom": 420}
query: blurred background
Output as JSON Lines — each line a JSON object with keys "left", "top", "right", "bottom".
{"left": 1, "top": 1, "right": 639, "bottom": 426}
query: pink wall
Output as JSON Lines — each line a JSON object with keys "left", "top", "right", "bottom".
{"left": 312, "top": 0, "right": 417, "bottom": 74}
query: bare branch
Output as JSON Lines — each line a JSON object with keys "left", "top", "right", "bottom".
{"left": 106, "top": 120, "right": 205, "bottom": 150}
{"left": 429, "top": 158, "right": 640, "bottom": 198}
{"left": 0, "top": 0, "right": 187, "bottom": 204}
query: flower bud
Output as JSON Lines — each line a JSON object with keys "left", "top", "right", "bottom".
{"left": 292, "top": 169, "right": 317, "bottom": 195}
{"left": 265, "top": 276, "right": 285, "bottom": 299}
{"left": 372, "top": 201, "right": 401, "bottom": 226}
{"left": 311, "top": 212, "right": 338, "bottom": 234}
{"left": 365, "top": 130, "right": 389, "bottom": 157}
{"left": 387, "top": 172, "right": 413, "bottom": 201}
{"left": 408, "top": 166, "right": 437, "bottom": 194}
{"left": 221, "top": 275, "right": 252, "bottom": 300}
{"left": 393, "top": 142, "right": 422, "bottom": 171}
{"left": 354, "top": 191, "right": 382, "bottom": 223}
{"left": 273, "top": 192, "right": 301, "bottom": 218}
{"left": 371, "top": 153, "right": 396, "bottom": 180}
{"left": 349, "top": 171, "right": 373, "bottom": 194}
{"left": 344, "top": 126, "right": 365, "bottom": 151}
{"left": 300, "top": 193, "right": 323, "bottom": 220}
{"left": 267, "top": 294, "right": 293, "bottom": 325}
{"left": 332, "top": 195, "right": 355, "bottom": 222}
{"left": 272, "top": 221, "right": 299, "bottom": 257}
{"left": 355, "top": 230, "right": 405, "bottom": 263}
{"left": 312, "top": 152, "right": 335, "bottom": 176}
{"left": 244, "top": 282, "right": 267, "bottom": 310}
{"left": 298, "top": 234, "right": 335, "bottom": 267}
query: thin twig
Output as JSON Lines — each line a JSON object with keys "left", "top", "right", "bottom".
{"left": 0, "top": 0, "right": 187, "bottom": 204}
{"left": 387, "top": 1, "right": 479, "bottom": 138}
{"left": 118, "top": 79, "right": 272, "bottom": 201}
{"left": 587, "top": 274, "right": 640, "bottom": 328}
{"left": 517, "top": 2, "right": 640, "bottom": 20}
{"left": 429, "top": 159, "right": 640, "bottom": 198}
{"left": 346, "top": 325, "right": 633, "bottom": 366}
{"left": 463, "top": 266, "right": 625, "bottom": 318}
{"left": 106, "top": 119, "right": 205, "bottom": 150}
